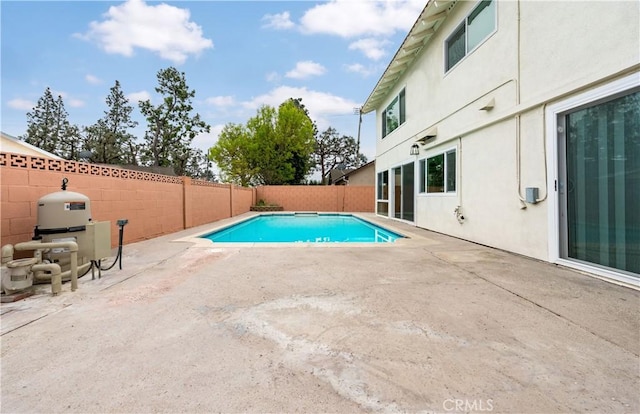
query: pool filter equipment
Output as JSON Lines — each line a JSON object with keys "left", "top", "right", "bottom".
{"left": 32, "top": 178, "right": 112, "bottom": 265}
{"left": 1, "top": 178, "right": 124, "bottom": 296}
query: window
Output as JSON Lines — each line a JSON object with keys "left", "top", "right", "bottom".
{"left": 382, "top": 89, "right": 406, "bottom": 138}
{"left": 377, "top": 170, "right": 389, "bottom": 215}
{"left": 547, "top": 73, "right": 640, "bottom": 284}
{"left": 562, "top": 90, "right": 639, "bottom": 274}
{"left": 393, "top": 163, "right": 415, "bottom": 221}
{"left": 419, "top": 159, "right": 426, "bottom": 193}
{"left": 426, "top": 149, "right": 456, "bottom": 193}
{"left": 445, "top": 0, "right": 496, "bottom": 71}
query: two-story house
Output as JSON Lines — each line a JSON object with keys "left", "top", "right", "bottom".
{"left": 362, "top": 0, "right": 639, "bottom": 287}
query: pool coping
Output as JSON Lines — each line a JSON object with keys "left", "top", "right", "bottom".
{"left": 173, "top": 212, "right": 422, "bottom": 248}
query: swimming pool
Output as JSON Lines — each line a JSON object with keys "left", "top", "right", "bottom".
{"left": 201, "top": 214, "right": 403, "bottom": 243}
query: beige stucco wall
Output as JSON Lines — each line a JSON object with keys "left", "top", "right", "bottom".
{"left": 347, "top": 162, "right": 375, "bottom": 186}
{"left": 374, "top": 0, "right": 639, "bottom": 261}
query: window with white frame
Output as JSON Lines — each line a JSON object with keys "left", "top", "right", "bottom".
{"left": 376, "top": 170, "right": 389, "bottom": 215}
{"left": 445, "top": 0, "right": 496, "bottom": 72}
{"left": 418, "top": 159, "right": 426, "bottom": 193}
{"left": 426, "top": 149, "right": 456, "bottom": 193}
{"left": 382, "top": 89, "right": 406, "bottom": 138}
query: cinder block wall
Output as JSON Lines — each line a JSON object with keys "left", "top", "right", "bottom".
{"left": 1, "top": 152, "right": 375, "bottom": 249}
{"left": 0, "top": 153, "right": 254, "bottom": 248}
{"left": 233, "top": 186, "right": 255, "bottom": 217}
{"left": 187, "top": 179, "right": 233, "bottom": 228}
{"left": 256, "top": 186, "right": 374, "bottom": 212}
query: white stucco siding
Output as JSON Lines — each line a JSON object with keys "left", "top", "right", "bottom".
{"left": 372, "top": 0, "right": 639, "bottom": 269}
{"left": 376, "top": 1, "right": 520, "bottom": 152}
{"left": 415, "top": 118, "right": 548, "bottom": 260}
{"left": 519, "top": 1, "right": 640, "bottom": 103}
{"left": 434, "top": 1, "right": 519, "bottom": 116}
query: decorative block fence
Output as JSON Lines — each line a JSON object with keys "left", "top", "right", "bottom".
{"left": 1, "top": 152, "right": 374, "bottom": 248}
{"left": 256, "top": 186, "right": 374, "bottom": 213}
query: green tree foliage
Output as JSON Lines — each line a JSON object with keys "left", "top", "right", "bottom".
{"left": 83, "top": 80, "right": 139, "bottom": 165}
{"left": 21, "top": 87, "right": 82, "bottom": 159}
{"left": 209, "top": 98, "right": 316, "bottom": 186}
{"left": 139, "top": 67, "right": 210, "bottom": 176}
{"left": 313, "top": 127, "right": 368, "bottom": 184}
{"left": 208, "top": 123, "right": 256, "bottom": 186}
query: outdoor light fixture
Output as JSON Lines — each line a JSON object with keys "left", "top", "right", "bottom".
{"left": 410, "top": 143, "right": 420, "bottom": 155}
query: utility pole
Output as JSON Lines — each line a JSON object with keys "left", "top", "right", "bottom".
{"left": 354, "top": 107, "right": 363, "bottom": 168}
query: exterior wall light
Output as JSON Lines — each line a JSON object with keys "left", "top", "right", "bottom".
{"left": 410, "top": 143, "right": 420, "bottom": 155}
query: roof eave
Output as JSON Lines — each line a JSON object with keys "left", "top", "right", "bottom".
{"left": 361, "top": 0, "right": 456, "bottom": 114}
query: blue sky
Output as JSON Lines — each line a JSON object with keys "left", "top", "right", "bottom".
{"left": 1, "top": 0, "right": 424, "bottom": 167}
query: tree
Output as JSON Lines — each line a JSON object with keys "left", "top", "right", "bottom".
{"left": 208, "top": 98, "right": 316, "bottom": 186}
{"left": 275, "top": 99, "right": 316, "bottom": 184}
{"left": 139, "top": 67, "right": 210, "bottom": 176}
{"left": 208, "top": 123, "right": 256, "bottom": 186}
{"left": 189, "top": 151, "right": 217, "bottom": 182}
{"left": 313, "top": 127, "right": 368, "bottom": 184}
{"left": 83, "top": 80, "right": 139, "bottom": 165}
{"left": 21, "top": 87, "right": 81, "bottom": 159}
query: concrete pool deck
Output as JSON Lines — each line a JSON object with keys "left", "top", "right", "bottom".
{"left": 1, "top": 213, "right": 638, "bottom": 413}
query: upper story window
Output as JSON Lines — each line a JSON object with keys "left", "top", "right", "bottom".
{"left": 382, "top": 89, "right": 405, "bottom": 138}
{"left": 445, "top": 0, "right": 496, "bottom": 72}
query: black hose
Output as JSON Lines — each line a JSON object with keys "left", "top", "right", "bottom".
{"left": 99, "top": 245, "right": 122, "bottom": 271}
{"left": 99, "top": 220, "right": 126, "bottom": 271}
{"left": 78, "top": 261, "right": 94, "bottom": 279}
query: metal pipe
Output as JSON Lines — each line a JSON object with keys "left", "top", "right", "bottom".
{"left": 31, "top": 263, "right": 62, "bottom": 295}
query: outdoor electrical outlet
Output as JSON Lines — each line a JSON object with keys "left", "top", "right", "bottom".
{"left": 525, "top": 188, "right": 539, "bottom": 204}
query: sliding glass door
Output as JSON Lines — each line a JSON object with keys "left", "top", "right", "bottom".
{"left": 558, "top": 90, "right": 639, "bottom": 276}
{"left": 392, "top": 162, "right": 415, "bottom": 222}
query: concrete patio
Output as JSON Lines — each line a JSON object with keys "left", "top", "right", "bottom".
{"left": 1, "top": 213, "right": 638, "bottom": 413}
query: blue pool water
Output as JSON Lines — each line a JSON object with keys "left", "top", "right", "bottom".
{"left": 201, "top": 214, "right": 403, "bottom": 243}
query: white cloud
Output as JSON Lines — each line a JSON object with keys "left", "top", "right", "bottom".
{"left": 7, "top": 98, "right": 34, "bottom": 111}
{"left": 344, "top": 63, "right": 374, "bottom": 77}
{"left": 206, "top": 95, "right": 235, "bottom": 107}
{"left": 285, "top": 61, "right": 327, "bottom": 79}
{"left": 126, "top": 90, "right": 151, "bottom": 103}
{"left": 192, "top": 125, "right": 224, "bottom": 153}
{"left": 299, "top": 0, "right": 424, "bottom": 38}
{"left": 261, "top": 11, "right": 295, "bottom": 30}
{"left": 265, "top": 71, "right": 280, "bottom": 83}
{"left": 85, "top": 74, "right": 103, "bottom": 85}
{"left": 67, "top": 99, "right": 86, "bottom": 108}
{"left": 52, "top": 89, "right": 67, "bottom": 99}
{"left": 77, "top": 0, "right": 213, "bottom": 64}
{"left": 243, "top": 85, "right": 359, "bottom": 129}
{"left": 52, "top": 90, "right": 85, "bottom": 108}
{"left": 348, "top": 38, "right": 390, "bottom": 60}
